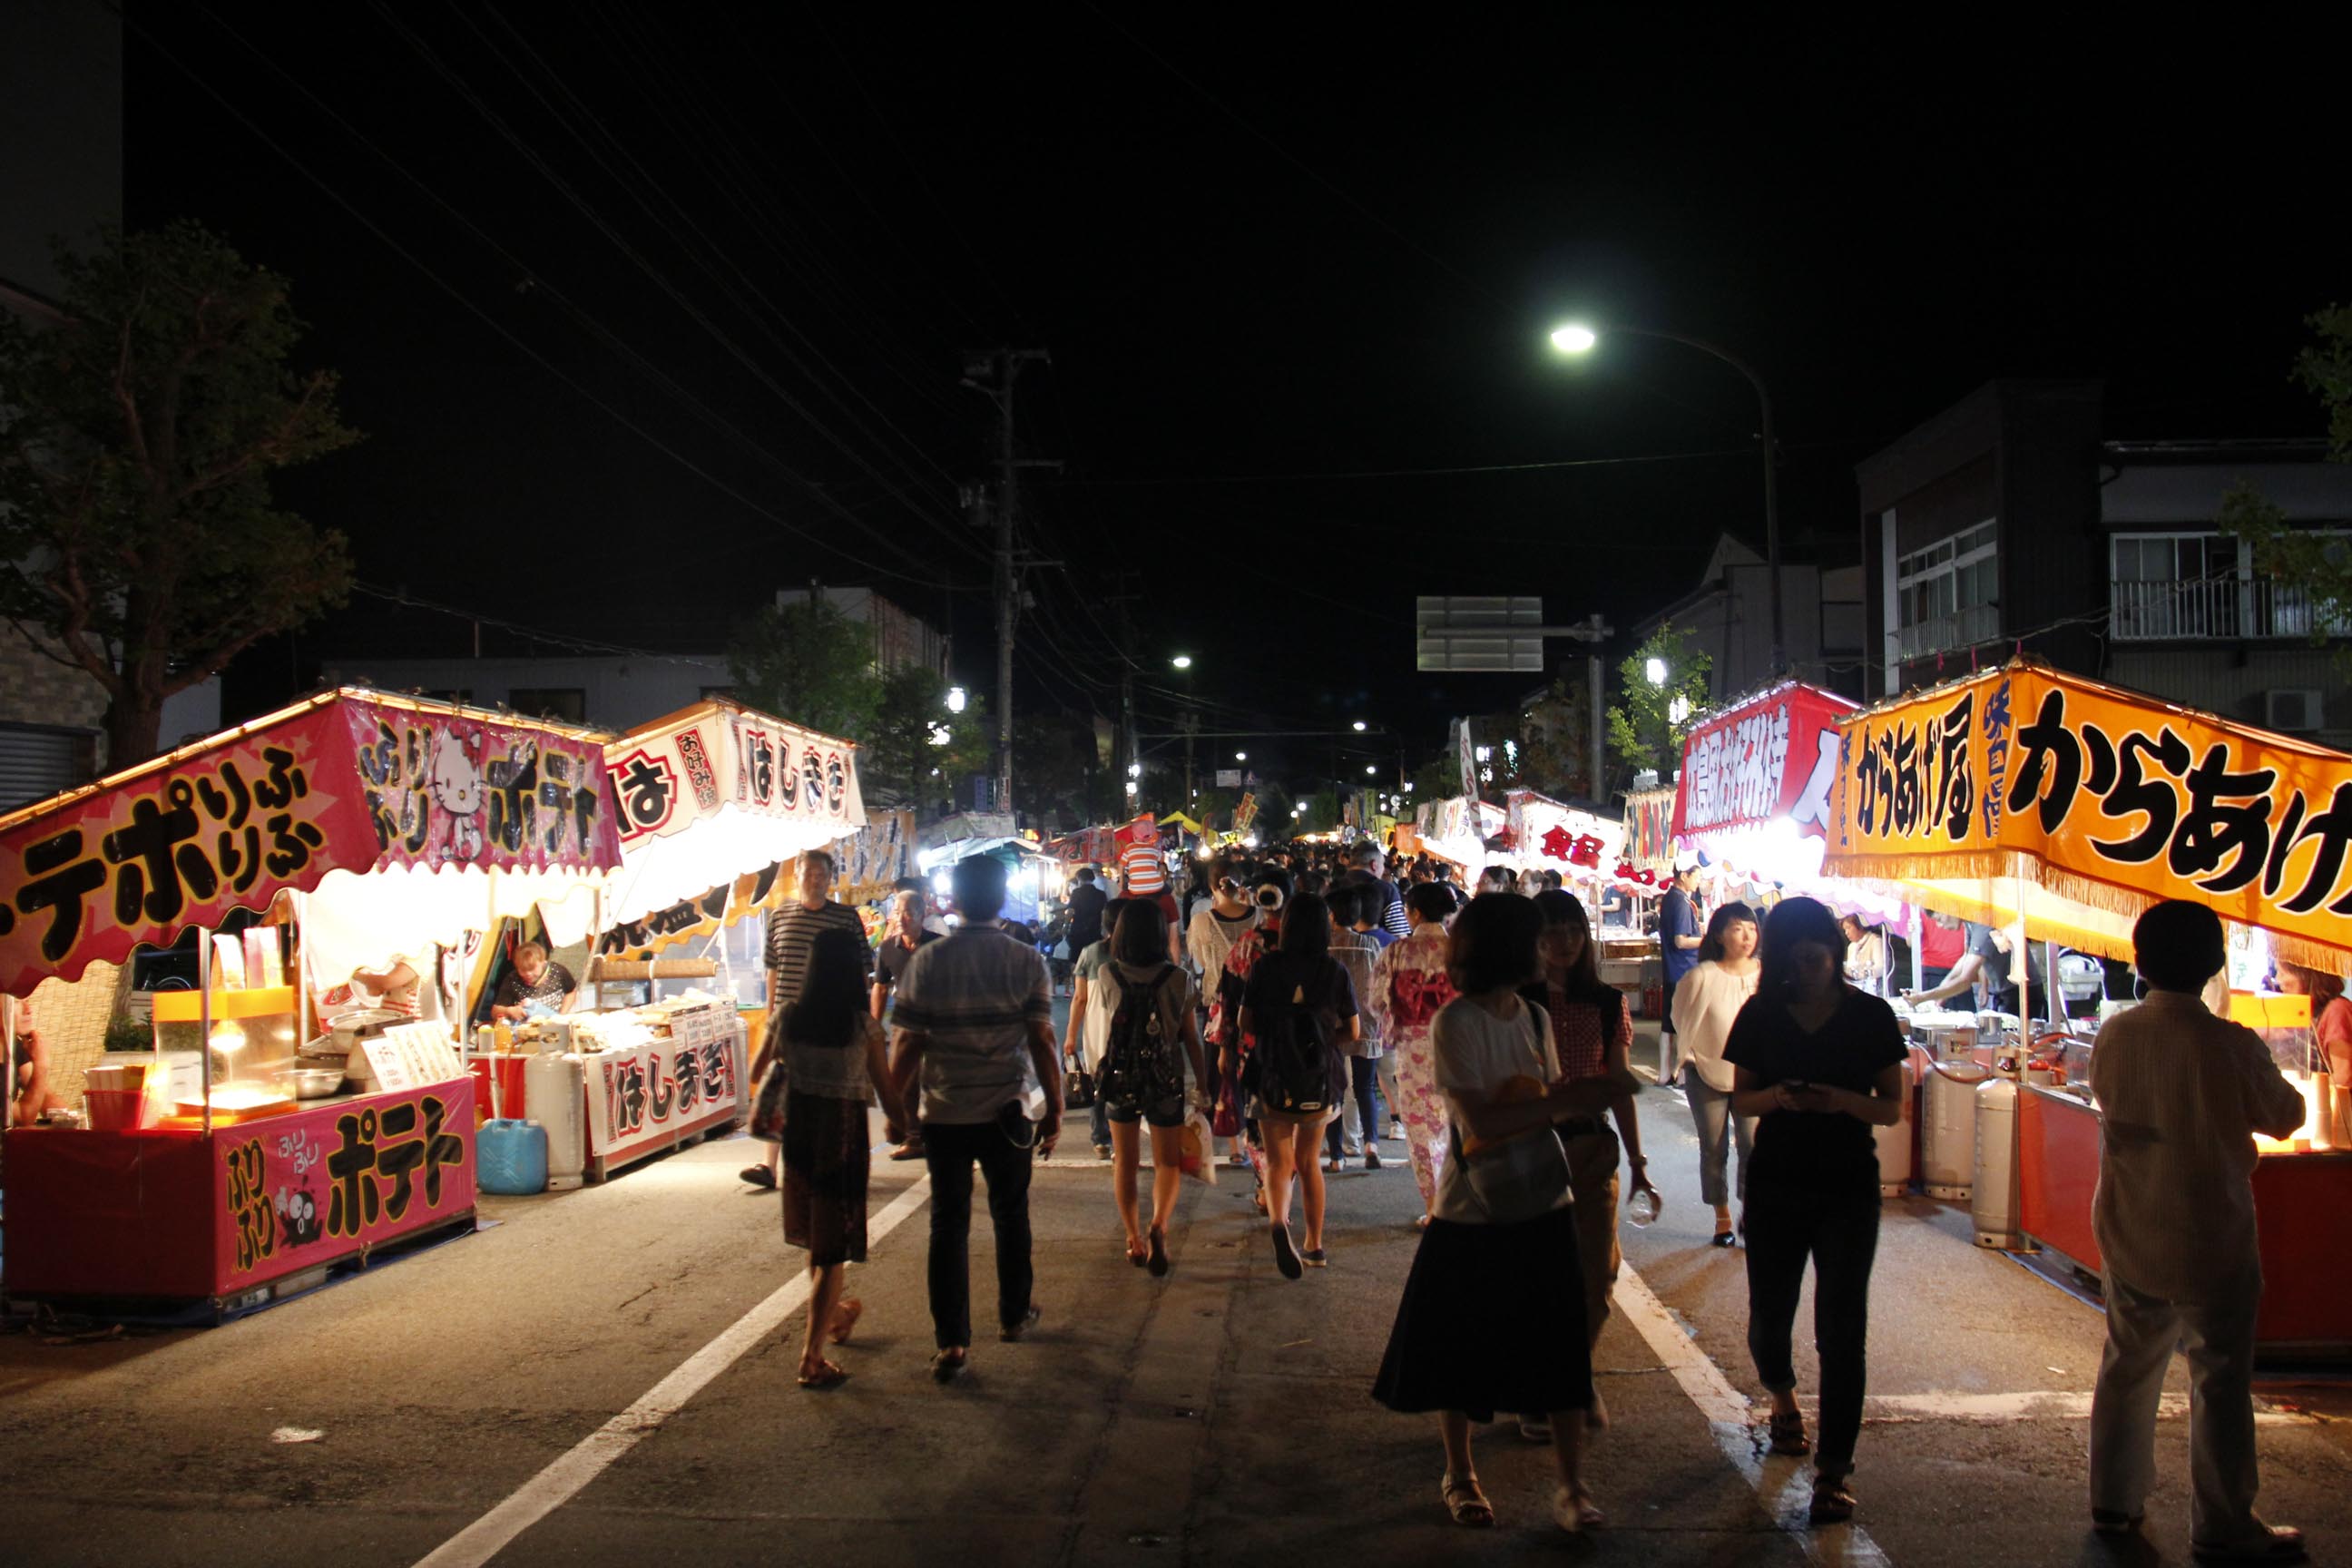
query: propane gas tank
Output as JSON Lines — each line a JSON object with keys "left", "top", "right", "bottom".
{"left": 526, "top": 1051, "right": 587, "bottom": 1191}
{"left": 1873, "top": 1047, "right": 1920, "bottom": 1196}
{"left": 1921, "top": 1059, "right": 1987, "bottom": 1199}
{"left": 1971, "top": 1078, "right": 2025, "bottom": 1250}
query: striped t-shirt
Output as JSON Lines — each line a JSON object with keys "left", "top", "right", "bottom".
{"left": 1119, "top": 840, "right": 1167, "bottom": 896}
{"left": 764, "top": 900, "right": 867, "bottom": 1013}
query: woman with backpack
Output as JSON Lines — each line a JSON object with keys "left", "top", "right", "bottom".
{"left": 1372, "top": 893, "right": 1613, "bottom": 1533}
{"left": 777, "top": 926, "right": 899, "bottom": 1389}
{"left": 1093, "top": 900, "right": 1211, "bottom": 1274}
{"left": 1233, "top": 890, "right": 1361, "bottom": 1278}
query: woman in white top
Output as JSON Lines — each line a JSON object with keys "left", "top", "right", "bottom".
{"left": 1371, "top": 894, "right": 1612, "bottom": 1535}
{"left": 1671, "top": 902, "right": 1760, "bottom": 1247}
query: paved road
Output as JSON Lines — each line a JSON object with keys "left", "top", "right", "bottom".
{"left": 3, "top": 1022, "right": 2347, "bottom": 1567}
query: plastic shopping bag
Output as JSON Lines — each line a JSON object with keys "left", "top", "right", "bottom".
{"left": 1180, "top": 1104, "right": 1218, "bottom": 1186}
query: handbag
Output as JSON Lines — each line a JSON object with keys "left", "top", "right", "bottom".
{"left": 1452, "top": 1004, "right": 1573, "bottom": 1225}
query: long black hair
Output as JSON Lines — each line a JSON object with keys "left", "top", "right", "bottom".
{"left": 1279, "top": 892, "right": 1332, "bottom": 963}
{"left": 782, "top": 926, "right": 869, "bottom": 1048}
{"left": 1758, "top": 897, "right": 1847, "bottom": 1001}
{"left": 1112, "top": 897, "right": 1169, "bottom": 965}
{"left": 1697, "top": 901, "right": 1759, "bottom": 965}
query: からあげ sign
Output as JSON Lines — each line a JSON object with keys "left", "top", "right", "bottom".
{"left": 0, "top": 692, "right": 622, "bottom": 998}
{"left": 1825, "top": 663, "right": 2352, "bottom": 965}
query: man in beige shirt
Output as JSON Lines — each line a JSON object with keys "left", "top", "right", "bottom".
{"left": 2087, "top": 900, "right": 2307, "bottom": 1563}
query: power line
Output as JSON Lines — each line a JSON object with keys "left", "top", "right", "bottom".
{"left": 347, "top": 583, "right": 727, "bottom": 667}
{"left": 1052, "top": 445, "right": 1763, "bottom": 485}
{"left": 134, "top": 12, "right": 971, "bottom": 593}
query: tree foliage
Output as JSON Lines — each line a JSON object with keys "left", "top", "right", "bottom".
{"left": 0, "top": 222, "right": 359, "bottom": 765}
{"left": 862, "top": 663, "right": 992, "bottom": 813}
{"left": 2218, "top": 305, "right": 2352, "bottom": 656}
{"left": 1605, "top": 623, "right": 1712, "bottom": 788}
{"left": 727, "top": 597, "right": 882, "bottom": 742}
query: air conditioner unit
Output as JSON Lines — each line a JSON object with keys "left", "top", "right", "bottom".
{"left": 2266, "top": 689, "right": 2323, "bottom": 733}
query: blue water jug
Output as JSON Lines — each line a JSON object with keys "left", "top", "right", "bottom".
{"left": 478, "top": 1118, "right": 549, "bottom": 1195}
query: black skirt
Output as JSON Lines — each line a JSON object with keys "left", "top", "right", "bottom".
{"left": 1370, "top": 1204, "right": 1594, "bottom": 1422}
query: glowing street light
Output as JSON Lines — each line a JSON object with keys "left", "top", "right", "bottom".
{"left": 1171, "top": 654, "right": 1193, "bottom": 670}
{"left": 946, "top": 685, "right": 967, "bottom": 713}
{"left": 1234, "top": 750, "right": 1248, "bottom": 761}
{"left": 1548, "top": 322, "right": 1598, "bottom": 354}
{"left": 1645, "top": 657, "right": 1668, "bottom": 687}
{"left": 1351, "top": 720, "right": 1367, "bottom": 732}
{"left": 1365, "top": 765, "right": 1377, "bottom": 775}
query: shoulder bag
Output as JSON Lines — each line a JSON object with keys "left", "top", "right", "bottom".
{"left": 1453, "top": 1004, "right": 1573, "bottom": 1225}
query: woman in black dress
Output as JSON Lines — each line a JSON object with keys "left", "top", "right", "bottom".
{"left": 1724, "top": 897, "right": 1906, "bottom": 1524}
{"left": 779, "top": 926, "right": 899, "bottom": 1388}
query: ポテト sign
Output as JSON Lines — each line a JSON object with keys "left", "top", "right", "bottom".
{"left": 1673, "top": 682, "right": 1856, "bottom": 844}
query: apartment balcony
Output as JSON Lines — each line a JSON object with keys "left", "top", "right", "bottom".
{"left": 1896, "top": 603, "right": 2000, "bottom": 660}
{"left": 2109, "top": 578, "right": 2349, "bottom": 642}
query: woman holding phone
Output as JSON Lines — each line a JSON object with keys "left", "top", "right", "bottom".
{"left": 1724, "top": 897, "right": 1905, "bottom": 1526}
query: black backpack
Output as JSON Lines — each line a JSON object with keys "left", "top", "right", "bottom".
{"left": 1098, "top": 964, "right": 1181, "bottom": 1113}
{"left": 1252, "top": 963, "right": 1335, "bottom": 1115}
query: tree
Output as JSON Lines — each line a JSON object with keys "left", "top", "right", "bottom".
{"left": 1011, "top": 711, "right": 1101, "bottom": 828}
{"left": 1606, "top": 624, "right": 1711, "bottom": 789}
{"left": 727, "top": 597, "right": 881, "bottom": 741}
{"left": 2219, "top": 304, "right": 2352, "bottom": 656}
{"left": 0, "top": 222, "right": 359, "bottom": 766}
{"left": 864, "top": 664, "right": 992, "bottom": 814}
{"left": 1519, "top": 675, "right": 1594, "bottom": 799}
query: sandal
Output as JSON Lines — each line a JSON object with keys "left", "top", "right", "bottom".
{"left": 828, "top": 1298, "right": 863, "bottom": 1346}
{"left": 1271, "top": 1226, "right": 1303, "bottom": 1280}
{"left": 1769, "top": 1410, "right": 1810, "bottom": 1455}
{"left": 1441, "top": 1473, "right": 1495, "bottom": 1527}
{"left": 1711, "top": 1223, "right": 1738, "bottom": 1248}
{"left": 796, "top": 1357, "right": 848, "bottom": 1389}
{"left": 1808, "top": 1479, "right": 1857, "bottom": 1524}
{"left": 1126, "top": 1238, "right": 1149, "bottom": 1268}
{"left": 1300, "top": 1248, "right": 1328, "bottom": 1269}
{"left": 930, "top": 1348, "right": 968, "bottom": 1384}
{"left": 1146, "top": 1226, "right": 1170, "bottom": 1278}
{"left": 1553, "top": 1485, "right": 1606, "bottom": 1533}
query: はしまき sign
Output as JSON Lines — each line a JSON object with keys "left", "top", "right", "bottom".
{"left": 606, "top": 703, "right": 863, "bottom": 844}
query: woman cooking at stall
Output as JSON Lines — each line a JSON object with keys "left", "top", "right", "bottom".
{"left": 489, "top": 942, "right": 579, "bottom": 1022}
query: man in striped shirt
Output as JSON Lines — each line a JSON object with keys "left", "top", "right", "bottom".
{"left": 2087, "top": 900, "right": 2307, "bottom": 1562}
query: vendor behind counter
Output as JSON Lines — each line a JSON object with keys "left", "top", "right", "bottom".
{"left": 488, "top": 941, "right": 580, "bottom": 1023}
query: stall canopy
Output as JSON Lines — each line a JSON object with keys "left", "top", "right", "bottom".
{"left": 1504, "top": 789, "right": 1626, "bottom": 877}
{"left": 603, "top": 700, "right": 865, "bottom": 927}
{"left": 0, "top": 689, "right": 623, "bottom": 999}
{"left": 1824, "top": 660, "right": 2352, "bottom": 969}
{"left": 1672, "top": 681, "right": 1856, "bottom": 864}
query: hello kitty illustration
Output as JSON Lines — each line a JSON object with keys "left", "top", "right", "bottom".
{"left": 428, "top": 728, "right": 485, "bottom": 861}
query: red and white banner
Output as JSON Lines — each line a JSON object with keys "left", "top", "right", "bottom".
{"left": 589, "top": 1032, "right": 745, "bottom": 1161}
{"left": 1672, "top": 682, "right": 1856, "bottom": 845}
{"left": 607, "top": 701, "right": 862, "bottom": 844}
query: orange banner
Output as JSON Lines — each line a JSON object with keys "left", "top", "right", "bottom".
{"left": 1826, "top": 663, "right": 2352, "bottom": 965}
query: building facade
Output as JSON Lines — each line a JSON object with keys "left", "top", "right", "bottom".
{"left": 1634, "top": 534, "right": 1867, "bottom": 705}
{"left": 1857, "top": 380, "right": 2352, "bottom": 747}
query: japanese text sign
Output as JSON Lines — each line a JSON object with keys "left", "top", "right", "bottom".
{"left": 0, "top": 692, "right": 622, "bottom": 997}
{"left": 216, "top": 1077, "right": 476, "bottom": 1288}
{"left": 1673, "top": 682, "right": 1855, "bottom": 844}
{"left": 607, "top": 704, "right": 862, "bottom": 843}
{"left": 589, "top": 1035, "right": 744, "bottom": 1160}
{"left": 1826, "top": 665, "right": 2352, "bottom": 961}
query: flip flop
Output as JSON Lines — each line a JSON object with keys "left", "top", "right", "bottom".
{"left": 1146, "top": 1226, "right": 1169, "bottom": 1278}
{"left": 1441, "top": 1474, "right": 1494, "bottom": 1527}
{"left": 797, "top": 1358, "right": 848, "bottom": 1389}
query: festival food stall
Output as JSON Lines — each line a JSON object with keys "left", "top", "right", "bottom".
{"left": 561, "top": 701, "right": 867, "bottom": 1181}
{"left": 1824, "top": 661, "right": 2352, "bottom": 1356}
{"left": 1, "top": 690, "right": 622, "bottom": 1318}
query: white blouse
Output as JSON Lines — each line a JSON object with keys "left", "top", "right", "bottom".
{"left": 1672, "top": 961, "right": 1759, "bottom": 1093}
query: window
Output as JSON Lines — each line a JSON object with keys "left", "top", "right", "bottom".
{"left": 1896, "top": 521, "right": 1998, "bottom": 658}
{"left": 2109, "top": 531, "right": 2347, "bottom": 640}
{"left": 506, "top": 687, "right": 587, "bottom": 723}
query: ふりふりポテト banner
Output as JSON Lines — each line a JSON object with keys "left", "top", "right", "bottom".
{"left": 1824, "top": 662, "right": 2352, "bottom": 965}
{"left": 0, "top": 691, "right": 622, "bottom": 997}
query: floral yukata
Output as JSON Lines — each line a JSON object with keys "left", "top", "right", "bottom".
{"left": 1367, "top": 925, "right": 1459, "bottom": 1212}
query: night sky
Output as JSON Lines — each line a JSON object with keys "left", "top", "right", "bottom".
{"left": 123, "top": 10, "right": 2341, "bottom": 787}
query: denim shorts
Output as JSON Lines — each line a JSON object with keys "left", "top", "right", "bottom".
{"left": 1105, "top": 1094, "right": 1187, "bottom": 1130}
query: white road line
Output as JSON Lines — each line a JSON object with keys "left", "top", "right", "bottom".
{"left": 413, "top": 1177, "right": 932, "bottom": 1568}
{"left": 1613, "top": 1263, "right": 1894, "bottom": 1568}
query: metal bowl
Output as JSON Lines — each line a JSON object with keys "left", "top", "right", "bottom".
{"left": 291, "top": 1066, "right": 348, "bottom": 1099}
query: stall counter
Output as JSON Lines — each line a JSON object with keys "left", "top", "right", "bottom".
{"left": 2019, "top": 1083, "right": 2352, "bottom": 1358}
{"left": 4, "top": 1076, "right": 477, "bottom": 1317}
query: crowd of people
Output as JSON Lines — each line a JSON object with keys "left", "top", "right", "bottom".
{"left": 737, "top": 839, "right": 2310, "bottom": 1559}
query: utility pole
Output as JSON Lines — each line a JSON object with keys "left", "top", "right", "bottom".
{"left": 964, "top": 348, "right": 1048, "bottom": 818}
{"left": 1182, "top": 710, "right": 1198, "bottom": 807}
{"left": 1105, "top": 571, "right": 1142, "bottom": 814}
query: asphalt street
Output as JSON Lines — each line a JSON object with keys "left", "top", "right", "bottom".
{"left": 3, "top": 1019, "right": 2348, "bottom": 1568}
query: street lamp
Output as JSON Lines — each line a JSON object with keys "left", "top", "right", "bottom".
{"left": 1234, "top": 750, "right": 1247, "bottom": 761}
{"left": 1351, "top": 720, "right": 1367, "bottom": 732}
{"left": 1645, "top": 656, "right": 1668, "bottom": 687}
{"left": 946, "top": 685, "right": 967, "bottom": 713}
{"left": 1171, "top": 654, "right": 1192, "bottom": 670}
{"left": 1551, "top": 321, "right": 1783, "bottom": 674}
{"left": 1364, "top": 764, "right": 1377, "bottom": 775}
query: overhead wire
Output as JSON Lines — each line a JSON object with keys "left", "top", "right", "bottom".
{"left": 368, "top": 4, "right": 985, "bottom": 563}
{"left": 132, "top": 12, "right": 971, "bottom": 593}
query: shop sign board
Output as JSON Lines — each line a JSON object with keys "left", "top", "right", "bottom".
{"left": 588, "top": 1034, "right": 743, "bottom": 1161}
{"left": 1622, "top": 787, "right": 1678, "bottom": 874}
{"left": 0, "top": 691, "right": 621, "bottom": 998}
{"left": 215, "top": 1076, "right": 477, "bottom": 1287}
{"left": 1673, "top": 682, "right": 1856, "bottom": 845}
{"left": 607, "top": 703, "right": 862, "bottom": 844}
{"left": 1505, "top": 789, "right": 1624, "bottom": 872}
{"left": 1827, "top": 663, "right": 2352, "bottom": 963}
